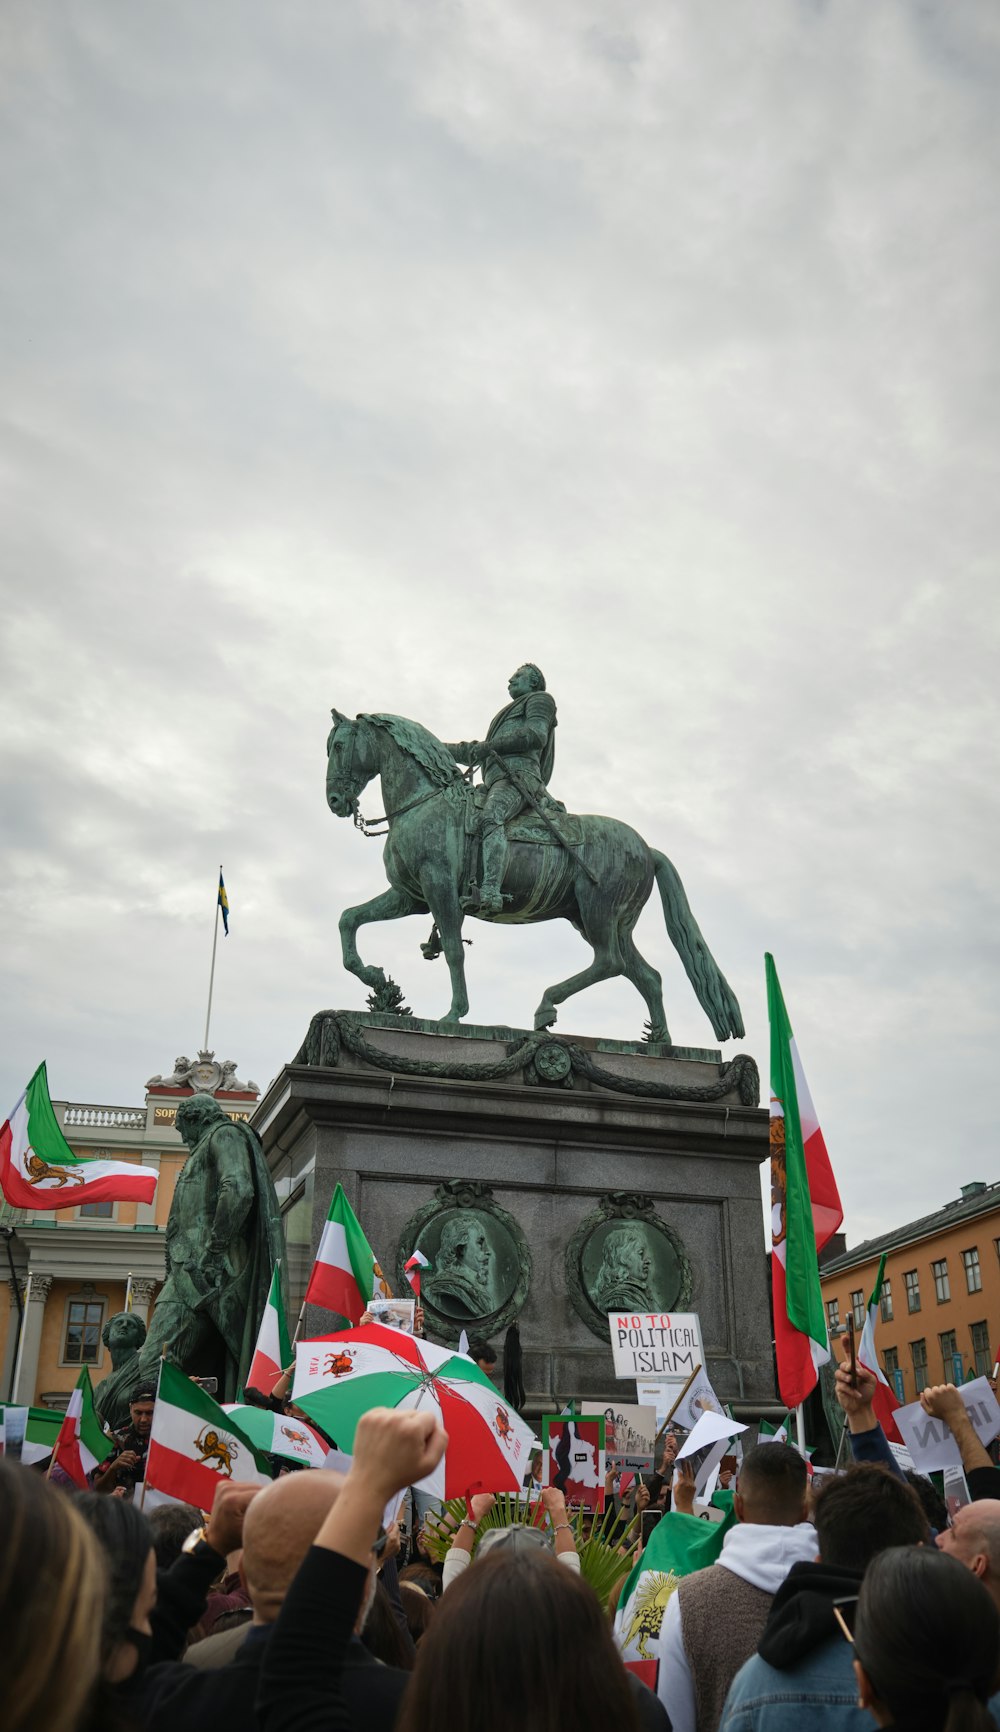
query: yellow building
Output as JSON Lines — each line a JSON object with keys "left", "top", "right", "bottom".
{"left": 1, "top": 1053, "right": 259, "bottom": 1411}
{"left": 820, "top": 1180, "right": 1000, "bottom": 1403}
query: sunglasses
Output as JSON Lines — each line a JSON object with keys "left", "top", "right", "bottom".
{"left": 832, "top": 1596, "right": 859, "bottom": 1644}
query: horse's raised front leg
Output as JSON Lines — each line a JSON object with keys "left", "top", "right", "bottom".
{"left": 417, "top": 866, "right": 469, "bottom": 1024}
{"left": 339, "top": 886, "right": 425, "bottom": 996}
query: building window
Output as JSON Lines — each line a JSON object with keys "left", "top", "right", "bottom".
{"left": 963, "top": 1249, "right": 982, "bottom": 1294}
{"left": 883, "top": 1347, "right": 903, "bottom": 1401}
{"left": 879, "top": 1280, "right": 893, "bottom": 1322}
{"left": 904, "top": 1269, "right": 921, "bottom": 1313}
{"left": 850, "top": 1290, "right": 865, "bottom": 1329}
{"left": 63, "top": 1299, "right": 105, "bottom": 1365}
{"left": 932, "top": 1259, "right": 950, "bottom": 1303}
{"left": 911, "top": 1339, "right": 929, "bottom": 1394}
{"left": 826, "top": 1299, "right": 840, "bottom": 1333}
{"left": 79, "top": 1201, "right": 114, "bottom": 1219}
{"left": 970, "top": 1321, "right": 991, "bottom": 1378}
{"left": 939, "top": 1329, "right": 959, "bottom": 1380}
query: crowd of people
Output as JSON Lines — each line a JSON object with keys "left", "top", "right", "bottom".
{"left": 5, "top": 1348, "right": 1000, "bottom": 1732}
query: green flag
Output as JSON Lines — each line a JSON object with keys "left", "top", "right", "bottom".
{"left": 615, "top": 1502, "right": 737, "bottom": 1660}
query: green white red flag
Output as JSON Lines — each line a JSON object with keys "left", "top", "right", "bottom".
{"left": 54, "top": 1368, "right": 114, "bottom": 1488}
{"left": 245, "top": 1265, "right": 292, "bottom": 1397}
{"left": 304, "top": 1183, "right": 391, "bottom": 1324}
{"left": 145, "top": 1360, "right": 272, "bottom": 1509}
{"left": 857, "top": 1253, "right": 902, "bottom": 1443}
{"left": 0, "top": 1063, "right": 157, "bottom": 1211}
{"left": 767, "top": 955, "right": 843, "bottom": 1410}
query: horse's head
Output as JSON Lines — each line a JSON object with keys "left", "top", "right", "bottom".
{"left": 326, "top": 710, "right": 378, "bottom": 818}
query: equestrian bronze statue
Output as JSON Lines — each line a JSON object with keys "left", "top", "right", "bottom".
{"left": 325, "top": 664, "right": 744, "bottom": 1047}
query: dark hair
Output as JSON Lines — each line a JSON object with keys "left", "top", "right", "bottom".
{"left": 360, "top": 1578, "right": 415, "bottom": 1671}
{"left": 904, "top": 1469, "right": 949, "bottom": 1534}
{"left": 400, "top": 1581, "right": 436, "bottom": 1644}
{"left": 397, "top": 1548, "right": 640, "bottom": 1732}
{"left": 813, "top": 1465, "right": 929, "bottom": 1570}
{"left": 855, "top": 1547, "right": 1000, "bottom": 1732}
{"left": 146, "top": 1503, "right": 203, "bottom": 1570}
{"left": 399, "top": 1562, "right": 441, "bottom": 1599}
{"left": 0, "top": 1461, "right": 106, "bottom": 1732}
{"left": 75, "top": 1494, "right": 154, "bottom": 1659}
{"left": 737, "top": 1444, "right": 808, "bottom": 1521}
{"left": 467, "top": 1338, "right": 496, "bottom": 1366}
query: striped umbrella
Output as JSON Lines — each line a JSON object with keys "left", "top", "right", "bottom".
{"left": 221, "top": 1404, "right": 330, "bottom": 1469}
{"left": 292, "top": 1323, "right": 534, "bottom": 1498}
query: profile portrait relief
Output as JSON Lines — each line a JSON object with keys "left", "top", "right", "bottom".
{"left": 423, "top": 1210, "right": 500, "bottom": 1318}
{"left": 590, "top": 1225, "right": 656, "bottom": 1311}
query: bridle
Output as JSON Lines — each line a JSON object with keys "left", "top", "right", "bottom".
{"left": 329, "top": 717, "right": 462, "bottom": 839}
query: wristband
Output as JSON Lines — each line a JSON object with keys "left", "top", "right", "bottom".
{"left": 460, "top": 1517, "right": 478, "bottom": 1532}
{"left": 553, "top": 1522, "right": 572, "bottom": 1533}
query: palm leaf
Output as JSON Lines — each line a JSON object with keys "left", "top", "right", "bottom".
{"left": 421, "top": 1495, "right": 639, "bottom": 1606}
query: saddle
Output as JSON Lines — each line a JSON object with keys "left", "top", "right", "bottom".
{"left": 421, "top": 782, "right": 585, "bottom": 950}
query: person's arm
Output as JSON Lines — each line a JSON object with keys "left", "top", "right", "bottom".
{"left": 671, "top": 1460, "right": 697, "bottom": 1517}
{"left": 441, "top": 1491, "right": 494, "bottom": 1590}
{"left": 834, "top": 1362, "right": 906, "bottom": 1480}
{"left": 151, "top": 1481, "right": 259, "bottom": 1662}
{"left": 540, "top": 1486, "right": 581, "bottom": 1572}
{"left": 920, "top": 1384, "right": 998, "bottom": 1486}
{"left": 257, "top": 1408, "right": 446, "bottom": 1732}
{"left": 656, "top": 1589, "right": 695, "bottom": 1732}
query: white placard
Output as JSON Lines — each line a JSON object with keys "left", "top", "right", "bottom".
{"left": 609, "top": 1311, "right": 703, "bottom": 1380}
{"left": 894, "top": 1379, "right": 1000, "bottom": 1474}
{"left": 635, "top": 1379, "right": 676, "bottom": 1427}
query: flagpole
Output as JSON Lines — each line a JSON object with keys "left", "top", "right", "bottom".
{"left": 794, "top": 1404, "right": 807, "bottom": 1456}
{"left": 11, "top": 1270, "right": 31, "bottom": 1402}
{"left": 203, "top": 866, "right": 222, "bottom": 1052}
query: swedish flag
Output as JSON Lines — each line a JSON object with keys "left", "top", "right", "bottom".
{"left": 218, "top": 870, "right": 229, "bottom": 936}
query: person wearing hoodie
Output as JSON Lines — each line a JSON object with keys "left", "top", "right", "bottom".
{"left": 717, "top": 1464, "right": 929, "bottom": 1732}
{"left": 654, "top": 1443, "right": 814, "bottom": 1732}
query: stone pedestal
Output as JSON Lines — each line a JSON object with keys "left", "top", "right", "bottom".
{"left": 254, "top": 1014, "right": 774, "bottom": 1414}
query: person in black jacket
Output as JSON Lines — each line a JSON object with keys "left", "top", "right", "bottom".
{"left": 76, "top": 1479, "right": 255, "bottom": 1732}
{"left": 718, "top": 1465, "right": 929, "bottom": 1732}
{"left": 119, "top": 1462, "right": 412, "bottom": 1732}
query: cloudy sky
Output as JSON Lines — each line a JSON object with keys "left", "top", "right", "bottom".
{"left": 2, "top": 1, "right": 998, "bottom": 1248}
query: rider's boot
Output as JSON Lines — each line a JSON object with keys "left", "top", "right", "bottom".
{"left": 478, "top": 828, "right": 508, "bottom": 916}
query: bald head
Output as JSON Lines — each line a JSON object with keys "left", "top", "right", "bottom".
{"left": 937, "top": 1498, "right": 1000, "bottom": 1605}
{"left": 242, "top": 1471, "right": 346, "bottom": 1622}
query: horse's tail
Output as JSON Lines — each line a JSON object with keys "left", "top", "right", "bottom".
{"left": 651, "top": 849, "right": 745, "bottom": 1041}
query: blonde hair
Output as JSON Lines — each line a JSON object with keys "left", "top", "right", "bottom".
{"left": 0, "top": 1462, "right": 107, "bottom": 1732}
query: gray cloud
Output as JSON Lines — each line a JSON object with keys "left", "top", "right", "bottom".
{"left": 1, "top": 0, "right": 998, "bottom": 1245}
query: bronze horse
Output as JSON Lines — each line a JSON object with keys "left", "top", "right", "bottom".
{"left": 326, "top": 711, "right": 744, "bottom": 1047}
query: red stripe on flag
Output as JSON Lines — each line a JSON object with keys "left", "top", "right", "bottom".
{"left": 772, "top": 1254, "right": 821, "bottom": 1410}
{"left": 0, "top": 1121, "right": 155, "bottom": 1210}
{"left": 246, "top": 1349, "right": 282, "bottom": 1397}
{"left": 145, "top": 1439, "right": 236, "bottom": 1512}
{"left": 304, "top": 1261, "right": 366, "bottom": 1324}
{"left": 802, "top": 1125, "right": 842, "bottom": 1254}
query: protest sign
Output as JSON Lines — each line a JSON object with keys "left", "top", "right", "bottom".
{"left": 635, "top": 1379, "right": 676, "bottom": 1427}
{"left": 609, "top": 1311, "right": 703, "bottom": 1380}
{"left": 676, "top": 1408, "right": 747, "bottom": 1498}
{"left": 602, "top": 1403, "right": 657, "bottom": 1471}
{"left": 541, "top": 1415, "right": 606, "bottom": 1510}
{"left": 893, "top": 1379, "right": 1000, "bottom": 1475}
{"left": 367, "top": 1297, "right": 416, "bottom": 1333}
{"left": 670, "top": 1368, "right": 725, "bottom": 1432}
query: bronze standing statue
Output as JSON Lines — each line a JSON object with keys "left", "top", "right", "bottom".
{"left": 326, "top": 665, "right": 744, "bottom": 1046}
